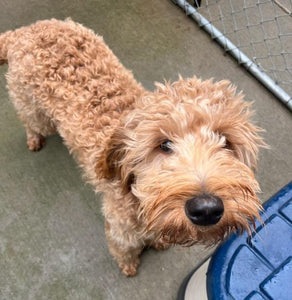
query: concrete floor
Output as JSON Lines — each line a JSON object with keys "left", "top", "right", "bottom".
{"left": 0, "top": 1, "right": 291, "bottom": 299}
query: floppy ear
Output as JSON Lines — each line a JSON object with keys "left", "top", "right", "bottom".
{"left": 97, "top": 129, "right": 135, "bottom": 193}
{"left": 98, "top": 129, "right": 126, "bottom": 179}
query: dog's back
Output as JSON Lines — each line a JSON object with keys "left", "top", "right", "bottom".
{"left": 0, "top": 19, "right": 144, "bottom": 186}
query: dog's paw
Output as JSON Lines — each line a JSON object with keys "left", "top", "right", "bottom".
{"left": 119, "top": 259, "right": 140, "bottom": 277}
{"left": 27, "top": 135, "right": 45, "bottom": 151}
{"left": 151, "top": 238, "right": 171, "bottom": 251}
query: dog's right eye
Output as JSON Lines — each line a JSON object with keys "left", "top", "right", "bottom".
{"left": 159, "top": 140, "right": 174, "bottom": 153}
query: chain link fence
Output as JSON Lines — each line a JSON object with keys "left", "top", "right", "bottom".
{"left": 173, "top": 0, "right": 292, "bottom": 109}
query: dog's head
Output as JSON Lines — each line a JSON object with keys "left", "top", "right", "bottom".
{"left": 99, "top": 77, "right": 266, "bottom": 246}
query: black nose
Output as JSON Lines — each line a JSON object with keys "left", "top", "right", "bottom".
{"left": 185, "top": 194, "right": 224, "bottom": 226}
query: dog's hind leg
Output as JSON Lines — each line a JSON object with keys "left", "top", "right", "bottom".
{"left": 25, "top": 126, "right": 46, "bottom": 152}
{"left": 22, "top": 110, "right": 56, "bottom": 152}
{"left": 23, "top": 113, "right": 56, "bottom": 151}
{"left": 8, "top": 90, "right": 56, "bottom": 151}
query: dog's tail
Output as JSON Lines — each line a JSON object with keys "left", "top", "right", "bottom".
{"left": 0, "top": 30, "right": 15, "bottom": 65}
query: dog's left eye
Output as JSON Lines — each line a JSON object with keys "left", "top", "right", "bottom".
{"left": 159, "top": 140, "right": 174, "bottom": 153}
{"left": 223, "top": 138, "right": 232, "bottom": 150}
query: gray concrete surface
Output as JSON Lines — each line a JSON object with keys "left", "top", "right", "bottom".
{"left": 0, "top": 1, "right": 291, "bottom": 299}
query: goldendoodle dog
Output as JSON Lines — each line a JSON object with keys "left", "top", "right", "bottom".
{"left": 0, "top": 19, "right": 265, "bottom": 276}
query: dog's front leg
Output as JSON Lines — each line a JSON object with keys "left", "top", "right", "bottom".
{"left": 105, "top": 220, "right": 143, "bottom": 276}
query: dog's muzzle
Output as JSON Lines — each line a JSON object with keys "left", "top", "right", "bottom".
{"left": 185, "top": 194, "right": 224, "bottom": 226}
